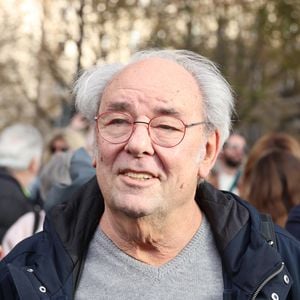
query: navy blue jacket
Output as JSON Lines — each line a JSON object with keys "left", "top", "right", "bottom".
{"left": 0, "top": 178, "right": 300, "bottom": 299}
{"left": 286, "top": 205, "right": 300, "bottom": 241}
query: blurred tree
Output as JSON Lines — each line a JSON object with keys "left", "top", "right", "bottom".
{"left": 0, "top": 0, "right": 298, "bottom": 142}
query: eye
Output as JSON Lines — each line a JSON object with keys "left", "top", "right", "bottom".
{"left": 156, "top": 123, "right": 181, "bottom": 131}
{"left": 151, "top": 116, "right": 184, "bottom": 133}
{"left": 107, "top": 118, "right": 131, "bottom": 125}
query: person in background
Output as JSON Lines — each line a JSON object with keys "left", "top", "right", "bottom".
{"left": 1, "top": 148, "right": 95, "bottom": 257}
{"left": 43, "top": 128, "right": 86, "bottom": 164}
{"left": 240, "top": 132, "right": 300, "bottom": 240}
{"left": 0, "top": 124, "right": 43, "bottom": 243}
{"left": 41, "top": 147, "right": 95, "bottom": 212}
{"left": 1, "top": 151, "right": 73, "bottom": 257}
{"left": 209, "top": 132, "right": 247, "bottom": 195}
{"left": 240, "top": 148, "right": 300, "bottom": 227}
{"left": 49, "top": 132, "right": 69, "bottom": 153}
{"left": 241, "top": 132, "right": 300, "bottom": 185}
{"left": 0, "top": 49, "right": 300, "bottom": 299}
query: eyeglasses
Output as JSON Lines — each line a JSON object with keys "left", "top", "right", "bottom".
{"left": 94, "top": 112, "right": 209, "bottom": 148}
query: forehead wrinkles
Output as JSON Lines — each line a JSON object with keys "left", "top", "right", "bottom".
{"left": 105, "top": 87, "right": 170, "bottom": 104}
{"left": 101, "top": 58, "right": 202, "bottom": 108}
{"left": 100, "top": 88, "right": 174, "bottom": 115}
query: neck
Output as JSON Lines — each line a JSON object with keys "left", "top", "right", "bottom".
{"left": 11, "top": 169, "right": 33, "bottom": 190}
{"left": 100, "top": 201, "right": 202, "bottom": 266}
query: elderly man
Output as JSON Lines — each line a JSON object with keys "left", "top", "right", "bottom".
{"left": 0, "top": 123, "right": 43, "bottom": 242}
{"left": 0, "top": 50, "right": 299, "bottom": 299}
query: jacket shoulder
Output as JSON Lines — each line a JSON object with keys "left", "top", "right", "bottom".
{"left": 1, "top": 231, "right": 46, "bottom": 266}
{"left": 274, "top": 225, "right": 300, "bottom": 266}
{"left": 273, "top": 226, "right": 300, "bottom": 299}
{"left": 286, "top": 205, "right": 300, "bottom": 240}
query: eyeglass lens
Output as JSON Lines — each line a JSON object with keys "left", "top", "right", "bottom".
{"left": 97, "top": 112, "right": 186, "bottom": 147}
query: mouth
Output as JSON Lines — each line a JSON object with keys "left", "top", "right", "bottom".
{"left": 120, "top": 170, "right": 156, "bottom": 181}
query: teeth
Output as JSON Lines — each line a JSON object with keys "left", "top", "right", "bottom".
{"left": 124, "top": 172, "right": 153, "bottom": 180}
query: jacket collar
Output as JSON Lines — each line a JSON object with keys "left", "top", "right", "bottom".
{"left": 196, "top": 182, "right": 249, "bottom": 252}
{"left": 48, "top": 177, "right": 103, "bottom": 263}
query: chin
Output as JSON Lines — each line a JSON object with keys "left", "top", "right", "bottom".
{"left": 109, "top": 191, "right": 165, "bottom": 220}
{"left": 115, "top": 200, "right": 153, "bottom": 218}
{"left": 113, "top": 201, "right": 161, "bottom": 220}
{"left": 122, "top": 209, "right": 149, "bottom": 219}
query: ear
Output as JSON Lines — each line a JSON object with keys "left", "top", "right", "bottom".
{"left": 198, "top": 130, "right": 220, "bottom": 179}
{"left": 28, "top": 157, "right": 41, "bottom": 175}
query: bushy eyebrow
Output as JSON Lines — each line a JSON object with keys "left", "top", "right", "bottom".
{"left": 105, "top": 102, "right": 131, "bottom": 112}
{"left": 105, "top": 101, "right": 182, "bottom": 117}
{"left": 153, "top": 107, "right": 181, "bottom": 117}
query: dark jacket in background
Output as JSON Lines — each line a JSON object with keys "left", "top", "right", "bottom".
{"left": 0, "top": 167, "right": 33, "bottom": 242}
{"left": 0, "top": 180, "right": 300, "bottom": 299}
{"left": 286, "top": 205, "right": 300, "bottom": 241}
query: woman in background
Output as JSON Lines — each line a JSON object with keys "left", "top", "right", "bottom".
{"left": 240, "top": 132, "right": 300, "bottom": 228}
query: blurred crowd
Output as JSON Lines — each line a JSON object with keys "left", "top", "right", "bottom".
{"left": 0, "top": 113, "right": 96, "bottom": 258}
{"left": 208, "top": 131, "right": 300, "bottom": 239}
{"left": 0, "top": 116, "right": 300, "bottom": 259}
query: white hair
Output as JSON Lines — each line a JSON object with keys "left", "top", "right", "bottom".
{"left": 39, "top": 151, "right": 72, "bottom": 201}
{"left": 0, "top": 124, "right": 43, "bottom": 170}
{"left": 74, "top": 49, "right": 235, "bottom": 147}
{"left": 74, "top": 64, "right": 123, "bottom": 123}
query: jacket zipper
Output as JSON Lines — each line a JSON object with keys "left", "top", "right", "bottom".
{"left": 251, "top": 262, "right": 285, "bottom": 300}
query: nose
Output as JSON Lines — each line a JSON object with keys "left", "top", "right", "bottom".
{"left": 124, "top": 122, "right": 155, "bottom": 157}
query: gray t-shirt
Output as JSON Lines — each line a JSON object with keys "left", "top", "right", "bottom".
{"left": 75, "top": 215, "right": 223, "bottom": 299}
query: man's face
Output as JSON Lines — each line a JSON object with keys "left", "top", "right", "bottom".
{"left": 94, "top": 58, "right": 219, "bottom": 220}
{"left": 223, "top": 135, "right": 246, "bottom": 168}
